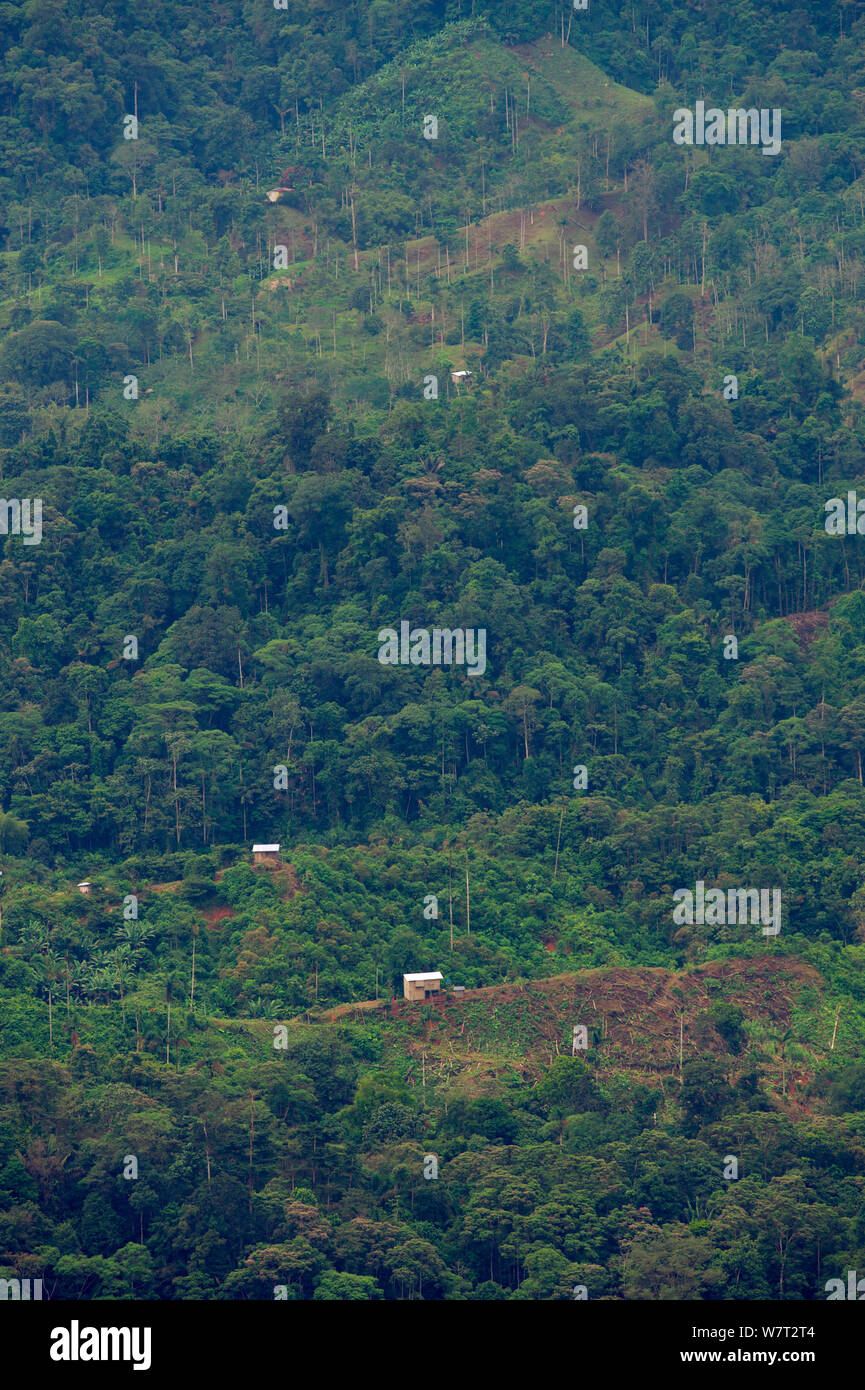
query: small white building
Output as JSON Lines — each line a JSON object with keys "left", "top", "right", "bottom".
{"left": 451, "top": 369, "right": 472, "bottom": 386}
{"left": 77, "top": 881, "right": 92, "bottom": 896}
{"left": 403, "top": 971, "right": 443, "bottom": 1003}
{"left": 252, "top": 843, "right": 281, "bottom": 867}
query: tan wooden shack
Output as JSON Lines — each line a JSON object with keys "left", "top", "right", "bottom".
{"left": 403, "top": 971, "right": 443, "bottom": 1002}
{"left": 252, "top": 843, "right": 281, "bottom": 867}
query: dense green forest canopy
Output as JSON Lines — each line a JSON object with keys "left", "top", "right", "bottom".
{"left": 1, "top": 0, "right": 865, "bottom": 1303}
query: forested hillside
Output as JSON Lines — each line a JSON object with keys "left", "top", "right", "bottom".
{"left": 2, "top": 0, "right": 865, "bottom": 1304}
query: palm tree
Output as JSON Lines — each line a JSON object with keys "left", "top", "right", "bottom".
{"left": 114, "top": 944, "right": 131, "bottom": 1022}
{"left": 31, "top": 948, "right": 62, "bottom": 1051}
{"left": 16, "top": 918, "right": 50, "bottom": 954}
{"left": 116, "top": 920, "right": 155, "bottom": 953}
{"left": 190, "top": 922, "right": 199, "bottom": 1014}
{"left": 248, "top": 997, "right": 279, "bottom": 1019}
{"left": 89, "top": 965, "right": 117, "bottom": 1006}
{"left": 165, "top": 978, "right": 173, "bottom": 1066}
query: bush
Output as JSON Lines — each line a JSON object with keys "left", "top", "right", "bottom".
{"left": 828, "top": 1063, "right": 865, "bottom": 1113}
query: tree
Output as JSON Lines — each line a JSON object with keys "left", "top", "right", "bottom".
{"left": 622, "top": 1224, "right": 723, "bottom": 1299}
{"left": 1, "top": 320, "right": 77, "bottom": 387}
{"left": 535, "top": 1057, "right": 602, "bottom": 1116}
{"left": 680, "top": 1059, "right": 735, "bottom": 1135}
{"left": 277, "top": 386, "right": 332, "bottom": 466}
{"left": 707, "top": 1002, "right": 746, "bottom": 1055}
{"left": 595, "top": 210, "right": 621, "bottom": 260}
{"left": 313, "top": 1270, "right": 382, "bottom": 1299}
{"left": 828, "top": 1063, "right": 865, "bottom": 1113}
{"left": 0, "top": 385, "right": 30, "bottom": 444}
{"left": 658, "top": 292, "right": 694, "bottom": 350}
{"left": 0, "top": 812, "right": 29, "bottom": 854}
{"left": 386, "top": 1237, "right": 452, "bottom": 1299}
{"left": 563, "top": 307, "right": 590, "bottom": 359}
{"left": 500, "top": 243, "right": 522, "bottom": 273}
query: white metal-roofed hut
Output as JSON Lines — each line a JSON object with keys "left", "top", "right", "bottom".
{"left": 403, "top": 971, "right": 443, "bottom": 1002}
